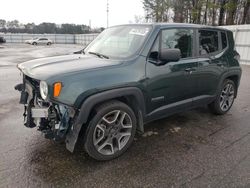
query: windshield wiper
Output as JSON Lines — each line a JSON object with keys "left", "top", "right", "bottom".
{"left": 88, "top": 51, "right": 109, "bottom": 59}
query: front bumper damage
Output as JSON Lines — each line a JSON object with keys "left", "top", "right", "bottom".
{"left": 15, "top": 76, "right": 75, "bottom": 142}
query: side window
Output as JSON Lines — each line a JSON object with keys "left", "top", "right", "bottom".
{"left": 199, "top": 30, "right": 219, "bottom": 55}
{"left": 161, "top": 29, "right": 193, "bottom": 58}
{"left": 221, "top": 32, "right": 228, "bottom": 49}
{"left": 149, "top": 28, "right": 193, "bottom": 60}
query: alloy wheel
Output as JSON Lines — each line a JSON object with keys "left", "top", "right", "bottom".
{"left": 220, "top": 83, "right": 235, "bottom": 111}
{"left": 93, "top": 110, "right": 133, "bottom": 155}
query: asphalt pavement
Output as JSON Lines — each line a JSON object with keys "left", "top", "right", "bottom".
{"left": 0, "top": 44, "right": 250, "bottom": 188}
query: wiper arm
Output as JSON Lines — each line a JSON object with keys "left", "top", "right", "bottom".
{"left": 88, "top": 51, "right": 109, "bottom": 59}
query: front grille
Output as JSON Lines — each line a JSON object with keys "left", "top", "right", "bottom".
{"left": 24, "top": 75, "right": 41, "bottom": 100}
{"left": 24, "top": 75, "right": 50, "bottom": 107}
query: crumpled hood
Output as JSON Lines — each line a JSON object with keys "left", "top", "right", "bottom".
{"left": 17, "top": 54, "right": 121, "bottom": 80}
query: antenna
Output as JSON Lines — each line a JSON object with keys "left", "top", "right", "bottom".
{"left": 107, "top": 0, "right": 109, "bottom": 28}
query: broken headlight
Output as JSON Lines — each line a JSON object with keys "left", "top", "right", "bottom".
{"left": 39, "top": 81, "right": 48, "bottom": 100}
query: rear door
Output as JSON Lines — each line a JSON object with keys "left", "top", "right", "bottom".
{"left": 145, "top": 28, "right": 199, "bottom": 115}
{"left": 194, "top": 29, "right": 229, "bottom": 105}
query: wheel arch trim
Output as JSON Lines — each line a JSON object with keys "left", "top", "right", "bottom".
{"left": 218, "top": 69, "right": 241, "bottom": 96}
{"left": 77, "top": 87, "right": 146, "bottom": 124}
{"left": 65, "top": 87, "right": 146, "bottom": 152}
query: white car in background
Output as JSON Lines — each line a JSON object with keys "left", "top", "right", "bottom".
{"left": 25, "top": 37, "right": 53, "bottom": 45}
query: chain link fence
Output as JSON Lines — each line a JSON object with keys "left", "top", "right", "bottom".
{"left": 1, "top": 25, "right": 250, "bottom": 64}
{"left": 0, "top": 33, "right": 99, "bottom": 45}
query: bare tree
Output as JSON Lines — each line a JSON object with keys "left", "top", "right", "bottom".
{"left": 226, "top": 0, "right": 238, "bottom": 25}
{"left": 173, "top": 0, "right": 184, "bottom": 22}
{"left": 218, "top": 0, "right": 227, "bottom": 25}
{"left": 142, "top": 0, "right": 250, "bottom": 26}
{"left": 192, "top": 0, "right": 203, "bottom": 24}
{"left": 143, "top": 0, "right": 172, "bottom": 22}
{"left": 203, "top": 0, "right": 209, "bottom": 24}
{"left": 241, "top": 0, "right": 250, "bottom": 24}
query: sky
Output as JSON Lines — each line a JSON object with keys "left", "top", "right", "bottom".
{"left": 0, "top": 0, "right": 145, "bottom": 27}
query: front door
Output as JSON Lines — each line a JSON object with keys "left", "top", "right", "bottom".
{"left": 145, "top": 28, "right": 198, "bottom": 116}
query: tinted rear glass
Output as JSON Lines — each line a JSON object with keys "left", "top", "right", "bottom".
{"left": 199, "top": 30, "right": 219, "bottom": 55}
{"left": 221, "top": 32, "right": 227, "bottom": 49}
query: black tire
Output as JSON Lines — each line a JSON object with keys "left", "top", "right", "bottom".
{"left": 84, "top": 100, "right": 137, "bottom": 161}
{"left": 209, "top": 79, "right": 236, "bottom": 115}
{"left": 47, "top": 42, "right": 51, "bottom": 45}
{"left": 32, "top": 42, "right": 37, "bottom": 45}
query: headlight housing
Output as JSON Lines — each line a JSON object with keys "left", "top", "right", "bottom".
{"left": 39, "top": 81, "right": 48, "bottom": 100}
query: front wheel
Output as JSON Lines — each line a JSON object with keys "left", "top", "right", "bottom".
{"left": 209, "top": 79, "right": 236, "bottom": 115}
{"left": 84, "top": 100, "right": 137, "bottom": 161}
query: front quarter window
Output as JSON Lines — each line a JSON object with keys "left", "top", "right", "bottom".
{"left": 85, "top": 25, "right": 152, "bottom": 59}
{"left": 161, "top": 29, "right": 193, "bottom": 58}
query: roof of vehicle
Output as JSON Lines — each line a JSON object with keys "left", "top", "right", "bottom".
{"left": 112, "top": 23, "right": 230, "bottom": 31}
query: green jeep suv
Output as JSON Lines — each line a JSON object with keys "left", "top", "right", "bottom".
{"left": 15, "top": 23, "right": 242, "bottom": 161}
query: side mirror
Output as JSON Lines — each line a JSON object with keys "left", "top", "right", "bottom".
{"left": 74, "top": 49, "right": 84, "bottom": 54}
{"left": 159, "top": 48, "right": 181, "bottom": 65}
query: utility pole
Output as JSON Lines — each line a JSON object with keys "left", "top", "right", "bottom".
{"left": 107, "top": 0, "right": 109, "bottom": 28}
{"left": 89, "top": 19, "right": 91, "bottom": 29}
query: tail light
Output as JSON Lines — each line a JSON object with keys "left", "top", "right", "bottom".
{"left": 234, "top": 51, "right": 240, "bottom": 61}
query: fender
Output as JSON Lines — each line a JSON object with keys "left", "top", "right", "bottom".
{"left": 65, "top": 87, "right": 146, "bottom": 152}
{"left": 217, "top": 67, "right": 242, "bottom": 96}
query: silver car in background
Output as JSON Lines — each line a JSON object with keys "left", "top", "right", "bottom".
{"left": 25, "top": 37, "right": 53, "bottom": 45}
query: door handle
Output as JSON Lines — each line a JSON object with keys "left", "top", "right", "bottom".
{"left": 208, "top": 56, "right": 216, "bottom": 63}
{"left": 185, "top": 68, "right": 196, "bottom": 72}
{"left": 217, "top": 62, "right": 224, "bottom": 67}
{"left": 209, "top": 56, "right": 216, "bottom": 60}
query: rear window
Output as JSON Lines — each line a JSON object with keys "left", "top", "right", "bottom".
{"left": 199, "top": 30, "right": 219, "bottom": 55}
{"left": 221, "top": 32, "right": 228, "bottom": 49}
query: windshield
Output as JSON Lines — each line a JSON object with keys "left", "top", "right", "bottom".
{"left": 84, "top": 25, "right": 152, "bottom": 59}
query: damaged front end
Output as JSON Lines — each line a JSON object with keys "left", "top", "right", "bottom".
{"left": 15, "top": 75, "right": 74, "bottom": 142}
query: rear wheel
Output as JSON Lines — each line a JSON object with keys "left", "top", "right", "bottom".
{"left": 84, "top": 100, "right": 137, "bottom": 161}
{"left": 209, "top": 79, "right": 236, "bottom": 115}
{"left": 47, "top": 42, "right": 52, "bottom": 45}
{"left": 32, "top": 42, "right": 37, "bottom": 45}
